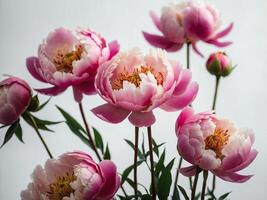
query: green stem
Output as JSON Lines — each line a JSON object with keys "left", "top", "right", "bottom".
{"left": 186, "top": 42, "right": 191, "bottom": 69}
{"left": 191, "top": 168, "right": 201, "bottom": 200}
{"left": 147, "top": 126, "right": 156, "bottom": 200}
{"left": 29, "top": 114, "right": 53, "bottom": 159}
{"left": 172, "top": 156, "right": 183, "bottom": 198}
{"left": 212, "top": 76, "right": 221, "bottom": 111}
{"left": 78, "top": 102, "right": 102, "bottom": 162}
{"left": 201, "top": 171, "right": 209, "bottom": 200}
{"left": 134, "top": 126, "right": 139, "bottom": 198}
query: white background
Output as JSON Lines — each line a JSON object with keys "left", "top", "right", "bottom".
{"left": 0, "top": 0, "right": 267, "bottom": 199}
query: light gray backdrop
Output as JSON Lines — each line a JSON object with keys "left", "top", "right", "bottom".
{"left": 0, "top": 0, "right": 267, "bottom": 199}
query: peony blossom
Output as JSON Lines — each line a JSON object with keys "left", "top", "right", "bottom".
{"left": 21, "top": 151, "right": 120, "bottom": 200}
{"left": 91, "top": 48, "right": 198, "bottom": 127}
{"left": 26, "top": 27, "right": 119, "bottom": 102}
{"left": 206, "top": 52, "right": 233, "bottom": 77}
{"left": 143, "top": 1, "right": 233, "bottom": 56}
{"left": 175, "top": 107, "right": 257, "bottom": 183}
{"left": 0, "top": 77, "right": 31, "bottom": 125}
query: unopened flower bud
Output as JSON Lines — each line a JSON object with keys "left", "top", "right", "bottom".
{"left": 206, "top": 52, "right": 233, "bottom": 77}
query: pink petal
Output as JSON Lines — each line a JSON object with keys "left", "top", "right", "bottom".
{"left": 175, "top": 107, "right": 195, "bottom": 132}
{"left": 214, "top": 171, "right": 253, "bottom": 183}
{"left": 91, "top": 103, "right": 130, "bottom": 124}
{"left": 212, "top": 23, "right": 234, "bottom": 39}
{"left": 160, "top": 82, "right": 199, "bottom": 111}
{"left": 149, "top": 10, "right": 162, "bottom": 31}
{"left": 108, "top": 40, "right": 120, "bottom": 60}
{"left": 97, "top": 160, "right": 120, "bottom": 199}
{"left": 128, "top": 111, "right": 156, "bottom": 127}
{"left": 205, "top": 39, "right": 232, "bottom": 47}
{"left": 172, "top": 70, "right": 192, "bottom": 96}
{"left": 192, "top": 43, "right": 204, "bottom": 57}
{"left": 35, "top": 86, "right": 66, "bottom": 96}
{"left": 26, "top": 57, "right": 47, "bottom": 83}
{"left": 179, "top": 166, "right": 198, "bottom": 177}
{"left": 75, "top": 79, "right": 96, "bottom": 95}
{"left": 73, "top": 86, "right": 83, "bottom": 103}
{"left": 142, "top": 32, "right": 183, "bottom": 52}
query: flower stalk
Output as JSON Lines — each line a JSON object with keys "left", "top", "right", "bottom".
{"left": 191, "top": 167, "right": 201, "bottom": 200}
{"left": 201, "top": 171, "right": 209, "bottom": 200}
{"left": 134, "top": 126, "right": 139, "bottom": 197}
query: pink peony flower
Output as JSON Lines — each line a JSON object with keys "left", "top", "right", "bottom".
{"left": 21, "top": 151, "right": 120, "bottom": 200}
{"left": 206, "top": 52, "right": 233, "bottom": 77}
{"left": 143, "top": 1, "right": 233, "bottom": 56}
{"left": 91, "top": 48, "right": 198, "bottom": 127}
{"left": 0, "top": 77, "right": 31, "bottom": 125}
{"left": 175, "top": 107, "right": 258, "bottom": 183}
{"left": 26, "top": 27, "right": 119, "bottom": 102}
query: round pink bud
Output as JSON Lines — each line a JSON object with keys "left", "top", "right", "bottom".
{"left": 0, "top": 77, "right": 32, "bottom": 125}
{"left": 206, "top": 52, "right": 233, "bottom": 77}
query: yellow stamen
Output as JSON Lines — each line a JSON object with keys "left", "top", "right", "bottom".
{"left": 111, "top": 65, "right": 164, "bottom": 90}
{"left": 204, "top": 128, "right": 229, "bottom": 160}
{"left": 53, "top": 44, "right": 84, "bottom": 73}
{"left": 46, "top": 172, "right": 76, "bottom": 200}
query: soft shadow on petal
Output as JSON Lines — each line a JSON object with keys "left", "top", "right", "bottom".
{"left": 35, "top": 86, "right": 66, "bottom": 96}
{"left": 128, "top": 111, "right": 156, "bottom": 127}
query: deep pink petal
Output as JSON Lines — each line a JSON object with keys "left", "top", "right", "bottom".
{"left": 205, "top": 39, "right": 232, "bottom": 47}
{"left": 192, "top": 43, "right": 204, "bottom": 57}
{"left": 75, "top": 79, "right": 96, "bottom": 95}
{"left": 108, "top": 40, "right": 120, "bottom": 60}
{"left": 91, "top": 103, "right": 130, "bottom": 124}
{"left": 26, "top": 57, "right": 47, "bottom": 83}
{"left": 179, "top": 166, "right": 198, "bottom": 177}
{"left": 142, "top": 32, "right": 183, "bottom": 52}
{"left": 73, "top": 87, "right": 83, "bottom": 103}
{"left": 175, "top": 107, "right": 195, "bottom": 132}
{"left": 214, "top": 171, "right": 253, "bottom": 183}
{"left": 128, "top": 111, "right": 155, "bottom": 127}
{"left": 97, "top": 160, "right": 120, "bottom": 199}
{"left": 149, "top": 10, "right": 162, "bottom": 31}
{"left": 35, "top": 86, "right": 66, "bottom": 96}
{"left": 212, "top": 23, "right": 234, "bottom": 39}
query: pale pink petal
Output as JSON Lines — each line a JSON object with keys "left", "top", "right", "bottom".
{"left": 91, "top": 103, "right": 130, "bottom": 123}
{"left": 108, "top": 40, "right": 120, "bottom": 60}
{"left": 212, "top": 23, "right": 234, "bottom": 39}
{"left": 172, "top": 69, "right": 192, "bottom": 96}
{"left": 192, "top": 43, "right": 204, "bottom": 57}
{"left": 128, "top": 111, "right": 156, "bottom": 127}
{"left": 149, "top": 10, "right": 162, "bottom": 31}
{"left": 197, "top": 150, "right": 221, "bottom": 170}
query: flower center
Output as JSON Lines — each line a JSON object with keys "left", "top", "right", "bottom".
{"left": 111, "top": 65, "right": 164, "bottom": 90}
{"left": 53, "top": 44, "right": 84, "bottom": 73}
{"left": 204, "top": 128, "right": 229, "bottom": 160}
{"left": 46, "top": 172, "right": 76, "bottom": 200}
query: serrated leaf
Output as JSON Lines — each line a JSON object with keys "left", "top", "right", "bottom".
{"left": 124, "top": 139, "right": 144, "bottom": 160}
{"left": 56, "top": 106, "right": 92, "bottom": 148}
{"left": 1, "top": 120, "right": 19, "bottom": 147}
{"left": 218, "top": 192, "right": 231, "bottom": 200}
{"left": 178, "top": 185, "right": 189, "bottom": 200}
{"left": 103, "top": 144, "right": 111, "bottom": 159}
{"left": 157, "top": 159, "right": 175, "bottom": 200}
{"left": 15, "top": 123, "right": 24, "bottom": 143}
{"left": 93, "top": 127, "right": 104, "bottom": 153}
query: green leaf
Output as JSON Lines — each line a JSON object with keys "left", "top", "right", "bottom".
{"left": 1, "top": 120, "right": 19, "bottom": 147}
{"left": 178, "top": 185, "right": 189, "bottom": 200}
{"left": 56, "top": 106, "right": 91, "bottom": 147}
{"left": 124, "top": 139, "right": 145, "bottom": 160}
{"left": 172, "top": 186, "right": 180, "bottom": 200}
{"left": 93, "top": 127, "right": 104, "bottom": 154}
{"left": 34, "top": 97, "right": 51, "bottom": 112}
{"left": 121, "top": 160, "right": 143, "bottom": 184}
{"left": 157, "top": 159, "right": 175, "bottom": 200}
{"left": 155, "top": 149, "right": 166, "bottom": 177}
{"left": 218, "top": 192, "right": 231, "bottom": 200}
{"left": 103, "top": 144, "right": 111, "bottom": 159}
{"left": 15, "top": 123, "right": 24, "bottom": 143}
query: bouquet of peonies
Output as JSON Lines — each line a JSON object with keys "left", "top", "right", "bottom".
{"left": 0, "top": 1, "right": 257, "bottom": 200}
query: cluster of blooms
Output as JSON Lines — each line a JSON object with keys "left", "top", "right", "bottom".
{"left": 0, "top": 1, "right": 257, "bottom": 200}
